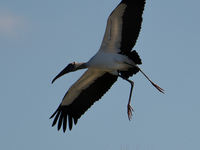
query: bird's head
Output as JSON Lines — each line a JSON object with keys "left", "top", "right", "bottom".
{"left": 52, "top": 62, "right": 86, "bottom": 84}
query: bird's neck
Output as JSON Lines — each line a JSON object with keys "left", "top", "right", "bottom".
{"left": 74, "top": 62, "right": 87, "bottom": 70}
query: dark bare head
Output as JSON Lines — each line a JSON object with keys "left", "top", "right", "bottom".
{"left": 52, "top": 62, "right": 87, "bottom": 84}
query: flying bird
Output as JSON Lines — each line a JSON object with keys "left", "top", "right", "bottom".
{"left": 50, "top": 0, "right": 164, "bottom": 132}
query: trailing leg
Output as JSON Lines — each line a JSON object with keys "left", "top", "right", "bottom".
{"left": 124, "top": 62, "right": 164, "bottom": 93}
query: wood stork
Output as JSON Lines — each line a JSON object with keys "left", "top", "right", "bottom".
{"left": 50, "top": 0, "right": 164, "bottom": 132}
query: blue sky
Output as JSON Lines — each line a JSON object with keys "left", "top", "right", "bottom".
{"left": 1, "top": 0, "right": 200, "bottom": 150}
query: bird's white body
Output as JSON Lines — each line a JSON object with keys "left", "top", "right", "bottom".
{"left": 87, "top": 51, "right": 135, "bottom": 75}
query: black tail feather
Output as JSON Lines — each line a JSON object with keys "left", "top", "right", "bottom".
{"left": 120, "top": 50, "right": 142, "bottom": 78}
{"left": 128, "top": 50, "right": 142, "bottom": 65}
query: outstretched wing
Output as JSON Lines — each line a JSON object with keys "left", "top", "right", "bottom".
{"left": 50, "top": 69, "right": 118, "bottom": 132}
{"left": 100, "top": 0, "right": 146, "bottom": 55}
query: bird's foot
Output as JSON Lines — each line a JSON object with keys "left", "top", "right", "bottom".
{"left": 127, "top": 104, "right": 134, "bottom": 121}
{"left": 152, "top": 82, "right": 165, "bottom": 94}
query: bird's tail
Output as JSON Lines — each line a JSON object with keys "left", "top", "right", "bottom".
{"left": 120, "top": 50, "right": 142, "bottom": 78}
{"left": 128, "top": 50, "right": 142, "bottom": 65}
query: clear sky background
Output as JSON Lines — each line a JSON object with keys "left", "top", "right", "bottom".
{"left": 1, "top": 0, "right": 200, "bottom": 150}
